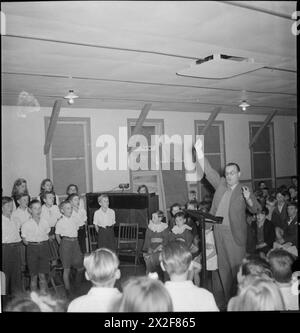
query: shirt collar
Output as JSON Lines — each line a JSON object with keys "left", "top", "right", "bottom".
{"left": 148, "top": 221, "right": 168, "bottom": 233}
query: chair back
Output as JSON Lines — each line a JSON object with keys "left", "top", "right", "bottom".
{"left": 87, "top": 225, "right": 98, "bottom": 252}
{"left": 48, "top": 239, "right": 60, "bottom": 261}
{"left": 117, "top": 223, "right": 139, "bottom": 250}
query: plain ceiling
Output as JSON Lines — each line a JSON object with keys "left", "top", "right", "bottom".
{"left": 1, "top": 1, "right": 297, "bottom": 115}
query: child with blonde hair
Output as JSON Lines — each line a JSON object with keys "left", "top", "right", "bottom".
{"left": 116, "top": 276, "right": 173, "bottom": 312}
{"left": 227, "top": 276, "right": 285, "bottom": 311}
{"left": 68, "top": 248, "right": 122, "bottom": 312}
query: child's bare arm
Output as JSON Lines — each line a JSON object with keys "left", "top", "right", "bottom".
{"left": 22, "top": 237, "right": 28, "bottom": 246}
{"left": 56, "top": 234, "right": 61, "bottom": 244}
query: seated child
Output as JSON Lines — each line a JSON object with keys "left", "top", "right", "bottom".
{"left": 168, "top": 203, "right": 182, "bottom": 229}
{"left": 21, "top": 199, "right": 51, "bottom": 293}
{"left": 41, "top": 191, "right": 61, "bottom": 238}
{"left": 143, "top": 210, "right": 169, "bottom": 275}
{"left": 227, "top": 254, "right": 273, "bottom": 310}
{"left": 160, "top": 241, "right": 219, "bottom": 311}
{"left": 55, "top": 200, "right": 84, "bottom": 296}
{"left": 68, "top": 248, "right": 122, "bottom": 312}
{"left": 93, "top": 194, "right": 116, "bottom": 251}
{"left": 68, "top": 193, "right": 88, "bottom": 254}
{"left": 268, "top": 249, "right": 299, "bottom": 310}
{"left": 227, "top": 275, "right": 285, "bottom": 311}
{"left": 5, "top": 291, "right": 67, "bottom": 312}
{"left": 252, "top": 207, "right": 275, "bottom": 258}
{"left": 2, "top": 197, "right": 23, "bottom": 296}
{"left": 115, "top": 276, "right": 173, "bottom": 312}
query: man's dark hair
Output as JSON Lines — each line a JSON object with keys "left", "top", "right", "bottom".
{"left": 225, "top": 162, "right": 240, "bottom": 173}
{"left": 174, "top": 211, "right": 186, "bottom": 220}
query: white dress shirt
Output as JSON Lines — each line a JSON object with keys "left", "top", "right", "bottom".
{"left": 72, "top": 208, "right": 87, "bottom": 227}
{"left": 93, "top": 208, "right": 115, "bottom": 228}
{"left": 164, "top": 280, "right": 219, "bottom": 312}
{"left": 21, "top": 217, "right": 50, "bottom": 242}
{"left": 55, "top": 215, "right": 80, "bottom": 237}
{"left": 11, "top": 207, "right": 31, "bottom": 228}
{"left": 41, "top": 204, "right": 62, "bottom": 227}
{"left": 68, "top": 287, "right": 122, "bottom": 312}
{"left": 2, "top": 215, "right": 22, "bottom": 243}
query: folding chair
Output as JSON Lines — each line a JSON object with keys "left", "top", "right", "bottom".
{"left": 48, "top": 239, "right": 64, "bottom": 294}
{"left": 117, "top": 223, "right": 140, "bottom": 274}
{"left": 87, "top": 225, "right": 98, "bottom": 252}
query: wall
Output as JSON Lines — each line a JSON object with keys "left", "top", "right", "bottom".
{"left": 1, "top": 105, "right": 297, "bottom": 196}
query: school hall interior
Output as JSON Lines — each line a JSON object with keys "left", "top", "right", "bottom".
{"left": 1, "top": 1, "right": 298, "bottom": 312}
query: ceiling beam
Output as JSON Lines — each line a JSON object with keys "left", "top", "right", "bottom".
{"left": 200, "top": 107, "right": 222, "bottom": 136}
{"left": 249, "top": 110, "right": 278, "bottom": 149}
{"left": 131, "top": 103, "right": 152, "bottom": 137}
{"left": 44, "top": 99, "right": 62, "bottom": 155}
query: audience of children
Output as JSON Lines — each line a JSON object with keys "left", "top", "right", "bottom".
{"left": 68, "top": 248, "right": 122, "bottom": 312}
{"left": 55, "top": 200, "right": 84, "bottom": 296}
{"left": 160, "top": 241, "right": 219, "bottom": 311}
{"left": 143, "top": 210, "right": 169, "bottom": 277}
{"left": 268, "top": 249, "right": 299, "bottom": 310}
{"left": 115, "top": 276, "right": 173, "bottom": 312}
{"left": 93, "top": 194, "right": 116, "bottom": 251}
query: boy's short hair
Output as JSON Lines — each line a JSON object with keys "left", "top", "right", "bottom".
{"left": 174, "top": 211, "right": 186, "bottom": 220}
{"left": 2, "top": 196, "right": 13, "bottom": 207}
{"left": 67, "top": 193, "right": 79, "bottom": 202}
{"left": 268, "top": 249, "right": 295, "bottom": 283}
{"left": 225, "top": 162, "right": 240, "bottom": 172}
{"left": 258, "top": 206, "right": 269, "bottom": 216}
{"left": 240, "top": 255, "right": 273, "bottom": 279}
{"left": 28, "top": 199, "right": 41, "bottom": 209}
{"left": 98, "top": 194, "right": 108, "bottom": 202}
{"left": 160, "top": 241, "right": 192, "bottom": 275}
{"left": 266, "top": 196, "right": 276, "bottom": 205}
{"left": 186, "top": 200, "right": 198, "bottom": 209}
{"left": 42, "top": 191, "right": 55, "bottom": 201}
{"left": 84, "top": 248, "right": 119, "bottom": 285}
{"left": 59, "top": 200, "right": 70, "bottom": 211}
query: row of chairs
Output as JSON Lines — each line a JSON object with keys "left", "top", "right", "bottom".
{"left": 22, "top": 223, "right": 141, "bottom": 293}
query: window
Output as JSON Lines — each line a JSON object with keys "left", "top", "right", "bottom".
{"left": 45, "top": 117, "right": 93, "bottom": 201}
{"left": 195, "top": 120, "right": 226, "bottom": 200}
{"left": 249, "top": 122, "right": 276, "bottom": 190}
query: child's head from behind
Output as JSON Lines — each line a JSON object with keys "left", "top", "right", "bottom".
{"left": 237, "top": 255, "right": 273, "bottom": 285}
{"left": 67, "top": 193, "right": 80, "bottom": 208}
{"left": 42, "top": 191, "right": 55, "bottom": 207}
{"left": 98, "top": 194, "right": 109, "bottom": 209}
{"left": 5, "top": 291, "right": 66, "bottom": 312}
{"left": 160, "top": 241, "right": 192, "bottom": 277}
{"left": 118, "top": 277, "right": 173, "bottom": 312}
{"left": 229, "top": 276, "right": 285, "bottom": 311}
{"left": 151, "top": 210, "right": 164, "bottom": 224}
{"left": 59, "top": 200, "right": 73, "bottom": 218}
{"left": 84, "top": 248, "right": 120, "bottom": 287}
{"left": 268, "top": 249, "right": 295, "bottom": 283}
{"left": 29, "top": 199, "right": 42, "bottom": 220}
{"left": 174, "top": 211, "right": 186, "bottom": 228}
{"left": 16, "top": 193, "right": 30, "bottom": 209}
{"left": 2, "top": 196, "right": 14, "bottom": 217}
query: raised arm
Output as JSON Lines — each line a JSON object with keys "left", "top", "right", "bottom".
{"left": 194, "top": 138, "right": 221, "bottom": 190}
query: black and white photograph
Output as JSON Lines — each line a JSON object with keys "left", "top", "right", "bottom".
{"left": 1, "top": 1, "right": 299, "bottom": 316}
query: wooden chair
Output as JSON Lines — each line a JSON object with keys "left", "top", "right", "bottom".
{"left": 48, "top": 238, "right": 64, "bottom": 293}
{"left": 87, "top": 225, "right": 98, "bottom": 252}
{"left": 117, "top": 223, "right": 140, "bottom": 274}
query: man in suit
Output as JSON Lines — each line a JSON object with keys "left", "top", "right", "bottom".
{"left": 194, "top": 139, "right": 260, "bottom": 303}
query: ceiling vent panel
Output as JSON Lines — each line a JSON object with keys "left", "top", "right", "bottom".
{"left": 177, "top": 54, "right": 265, "bottom": 79}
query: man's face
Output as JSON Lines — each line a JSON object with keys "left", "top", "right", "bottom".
{"left": 225, "top": 165, "right": 240, "bottom": 187}
{"left": 276, "top": 193, "right": 285, "bottom": 204}
{"left": 287, "top": 205, "right": 297, "bottom": 218}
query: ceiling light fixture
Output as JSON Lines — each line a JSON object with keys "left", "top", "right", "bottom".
{"left": 239, "top": 100, "right": 250, "bottom": 111}
{"left": 64, "top": 89, "right": 79, "bottom": 105}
